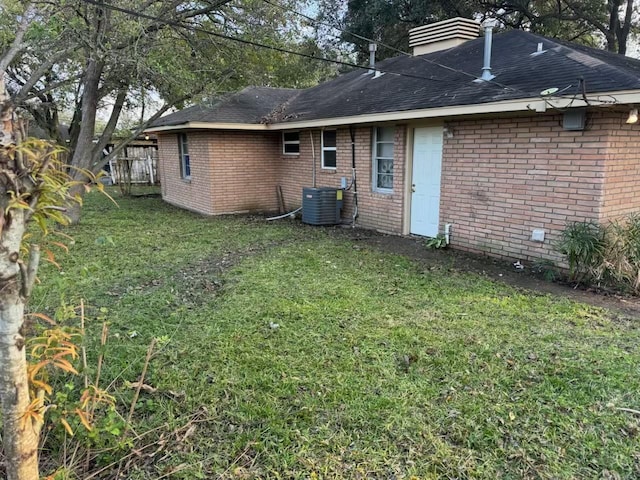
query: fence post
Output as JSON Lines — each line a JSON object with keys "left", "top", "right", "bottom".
{"left": 109, "top": 158, "right": 117, "bottom": 185}
{"left": 147, "top": 155, "right": 154, "bottom": 185}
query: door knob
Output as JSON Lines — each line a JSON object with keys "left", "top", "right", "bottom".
{"left": 411, "top": 184, "right": 416, "bottom": 192}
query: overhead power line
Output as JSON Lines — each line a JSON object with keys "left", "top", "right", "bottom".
{"left": 259, "top": 0, "right": 452, "bottom": 84}
{"left": 265, "top": 1, "right": 610, "bottom": 103}
{"left": 260, "top": 0, "right": 526, "bottom": 94}
{"left": 78, "top": 0, "right": 491, "bottom": 85}
{"left": 261, "top": 1, "right": 609, "bottom": 111}
{"left": 262, "top": 0, "right": 418, "bottom": 61}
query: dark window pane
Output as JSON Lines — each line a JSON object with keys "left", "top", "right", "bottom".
{"left": 323, "top": 130, "right": 336, "bottom": 148}
{"left": 183, "top": 155, "right": 191, "bottom": 177}
{"left": 179, "top": 134, "right": 189, "bottom": 155}
{"left": 283, "top": 132, "right": 299, "bottom": 142}
{"left": 179, "top": 133, "right": 190, "bottom": 178}
{"left": 323, "top": 150, "right": 336, "bottom": 168}
{"left": 284, "top": 143, "right": 300, "bottom": 154}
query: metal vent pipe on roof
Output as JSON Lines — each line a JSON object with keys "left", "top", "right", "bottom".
{"left": 368, "top": 43, "right": 377, "bottom": 74}
{"left": 479, "top": 19, "right": 497, "bottom": 81}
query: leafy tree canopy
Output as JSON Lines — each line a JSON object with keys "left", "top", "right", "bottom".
{"left": 1, "top": 0, "right": 336, "bottom": 221}
{"left": 319, "top": 0, "right": 637, "bottom": 62}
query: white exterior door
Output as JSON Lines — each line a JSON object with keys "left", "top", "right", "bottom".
{"left": 410, "top": 126, "right": 443, "bottom": 237}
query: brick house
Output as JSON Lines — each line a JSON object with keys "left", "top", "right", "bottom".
{"left": 146, "top": 18, "right": 640, "bottom": 263}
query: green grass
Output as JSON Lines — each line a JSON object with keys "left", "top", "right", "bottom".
{"left": 33, "top": 190, "right": 640, "bottom": 479}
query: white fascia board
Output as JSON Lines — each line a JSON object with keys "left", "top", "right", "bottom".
{"left": 267, "top": 98, "right": 549, "bottom": 130}
{"left": 144, "top": 122, "right": 269, "bottom": 133}
{"left": 145, "top": 90, "right": 640, "bottom": 133}
{"left": 269, "top": 90, "right": 640, "bottom": 130}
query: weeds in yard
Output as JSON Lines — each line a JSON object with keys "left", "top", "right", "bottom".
{"left": 25, "top": 190, "right": 640, "bottom": 479}
{"left": 424, "top": 234, "right": 448, "bottom": 249}
{"left": 556, "top": 220, "right": 605, "bottom": 282}
{"left": 531, "top": 259, "right": 560, "bottom": 282}
{"left": 601, "top": 215, "right": 640, "bottom": 291}
{"left": 557, "top": 215, "right": 640, "bottom": 293}
{"left": 23, "top": 302, "right": 126, "bottom": 479}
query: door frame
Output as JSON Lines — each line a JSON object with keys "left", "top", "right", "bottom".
{"left": 402, "top": 121, "right": 444, "bottom": 235}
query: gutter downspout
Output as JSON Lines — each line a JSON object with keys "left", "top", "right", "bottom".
{"left": 349, "top": 126, "right": 358, "bottom": 225}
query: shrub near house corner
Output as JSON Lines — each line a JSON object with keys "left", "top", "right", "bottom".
{"left": 556, "top": 220, "right": 606, "bottom": 282}
{"left": 557, "top": 215, "right": 640, "bottom": 293}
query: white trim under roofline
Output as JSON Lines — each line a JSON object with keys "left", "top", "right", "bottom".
{"left": 144, "top": 89, "right": 640, "bottom": 133}
{"left": 145, "top": 122, "right": 269, "bottom": 133}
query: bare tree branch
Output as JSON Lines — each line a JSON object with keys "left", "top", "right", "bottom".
{"left": 0, "top": 3, "right": 35, "bottom": 75}
{"left": 13, "top": 48, "right": 76, "bottom": 104}
{"left": 618, "top": 0, "right": 634, "bottom": 54}
{"left": 91, "top": 87, "right": 128, "bottom": 163}
{"left": 94, "top": 93, "right": 194, "bottom": 171}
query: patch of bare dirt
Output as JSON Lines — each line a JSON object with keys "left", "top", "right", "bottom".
{"left": 329, "top": 225, "right": 640, "bottom": 318}
{"left": 154, "top": 239, "right": 299, "bottom": 306}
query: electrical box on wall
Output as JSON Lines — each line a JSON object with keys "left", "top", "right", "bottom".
{"left": 563, "top": 109, "right": 586, "bottom": 131}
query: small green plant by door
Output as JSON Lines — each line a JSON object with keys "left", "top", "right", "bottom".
{"left": 425, "top": 233, "right": 448, "bottom": 249}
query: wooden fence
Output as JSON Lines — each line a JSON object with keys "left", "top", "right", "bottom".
{"left": 108, "top": 155, "right": 159, "bottom": 186}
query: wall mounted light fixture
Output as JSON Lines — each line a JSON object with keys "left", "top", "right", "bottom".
{"left": 626, "top": 108, "right": 638, "bottom": 124}
{"left": 443, "top": 126, "right": 454, "bottom": 139}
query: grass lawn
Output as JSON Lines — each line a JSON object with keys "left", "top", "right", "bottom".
{"left": 31, "top": 190, "right": 640, "bottom": 479}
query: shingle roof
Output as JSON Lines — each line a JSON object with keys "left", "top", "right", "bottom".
{"left": 273, "top": 30, "right": 640, "bottom": 123}
{"left": 151, "top": 30, "right": 640, "bottom": 127}
{"left": 150, "top": 86, "right": 298, "bottom": 127}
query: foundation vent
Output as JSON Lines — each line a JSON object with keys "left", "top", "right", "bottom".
{"left": 409, "top": 17, "right": 480, "bottom": 55}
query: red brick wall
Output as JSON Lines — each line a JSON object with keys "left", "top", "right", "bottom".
{"left": 440, "top": 112, "right": 609, "bottom": 262}
{"left": 156, "top": 109, "right": 639, "bottom": 264}
{"left": 157, "top": 132, "right": 216, "bottom": 215}
{"left": 602, "top": 114, "right": 640, "bottom": 220}
{"left": 355, "top": 125, "right": 406, "bottom": 233}
{"left": 158, "top": 131, "right": 280, "bottom": 215}
{"left": 209, "top": 131, "right": 280, "bottom": 214}
{"left": 274, "top": 126, "right": 406, "bottom": 233}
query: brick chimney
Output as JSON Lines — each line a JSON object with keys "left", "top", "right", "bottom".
{"left": 409, "top": 17, "right": 480, "bottom": 55}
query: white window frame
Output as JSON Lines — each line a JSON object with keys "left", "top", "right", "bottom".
{"left": 282, "top": 131, "right": 300, "bottom": 155}
{"left": 178, "top": 133, "right": 191, "bottom": 180}
{"left": 321, "top": 129, "right": 337, "bottom": 170}
{"left": 372, "top": 127, "right": 394, "bottom": 193}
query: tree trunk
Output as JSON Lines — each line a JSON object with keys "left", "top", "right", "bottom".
{"left": 69, "top": 57, "right": 103, "bottom": 174}
{"left": 0, "top": 77, "right": 40, "bottom": 480}
{"left": 0, "top": 210, "right": 40, "bottom": 480}
{"left": 64, "top": 57, "right": 103, "bottom": 226}
{"left": 616, "top": 0, "right": 634, "bottom": 55}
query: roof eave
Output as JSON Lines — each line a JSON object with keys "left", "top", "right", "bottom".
{"left": 145, "top": 121, "right": 269, "bottom": 133}
{"left": 145, "top": 89, "right": 640, "bottom": 133}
